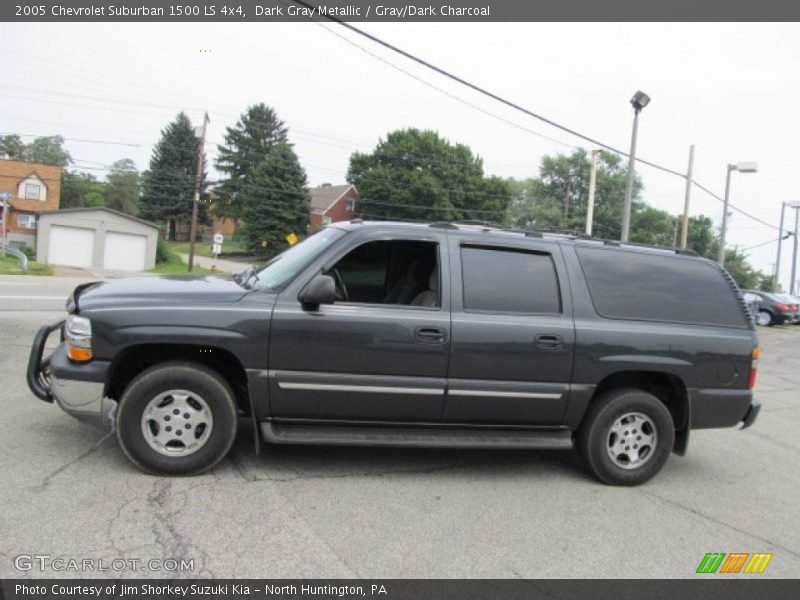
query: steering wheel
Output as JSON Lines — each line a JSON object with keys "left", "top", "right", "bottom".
{"left": 332, "top": 268, "right": 349, "bottom": 301}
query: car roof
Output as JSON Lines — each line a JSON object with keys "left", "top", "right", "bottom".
{"left": 333, "top": 220, "right": 703, "bottom": 260}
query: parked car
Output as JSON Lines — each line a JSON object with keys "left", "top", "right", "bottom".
{"left": 744, "top": 290, "right": 796, "bottom": 326}
{"left": 774, "top": 294, "right": 800, "bottom": 324}
{"left": 789, "top": 296, "right": 800, "bottom": 323}
{"left": 28, "top": 221, "right": 760, "bottom": 486}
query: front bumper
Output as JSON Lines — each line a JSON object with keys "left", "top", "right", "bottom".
{"left": 27, "top": 320, "right": 116, "bottom": 430}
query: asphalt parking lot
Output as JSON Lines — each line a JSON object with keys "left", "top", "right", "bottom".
{"left": 1, "top": 275, "right": 798, "bottom": 579}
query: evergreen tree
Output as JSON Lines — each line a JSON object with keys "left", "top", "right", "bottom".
{"left": 139, "top": 113, "right": 204, "bottom": 238}
{"left": 241, "top": 143, "right": 309, "bottom": 255}
{"left": 215, "top": 104, "right": 289, "bottom": 219}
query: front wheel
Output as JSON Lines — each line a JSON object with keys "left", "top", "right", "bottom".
{"left": 577, "top": 388, "right": 674, "bottom": 486}
{"left": 116, "top": 363, "right": 238, "bottom": 475}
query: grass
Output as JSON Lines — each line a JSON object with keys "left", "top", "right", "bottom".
{"left": 167, "top": 239, "right": 248, "bottom": 258}
{"left": 149, "top": 242, "right": 215, "bottom": 275}
{"left": 0, "top": 253, "right": 54, "bottom": 276}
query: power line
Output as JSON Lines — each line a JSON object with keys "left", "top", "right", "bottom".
{"left": 293, "top": 1, "right": 780, "bottom": 232}
{"left": 0, "top": 131, "right": 145, "bottom": 148}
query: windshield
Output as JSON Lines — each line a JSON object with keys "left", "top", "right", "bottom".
{"left": 238, "top": 227, "right": 346, "bottom": 291}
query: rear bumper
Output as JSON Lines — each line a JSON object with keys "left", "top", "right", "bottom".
{"left": 689, "top": 388, "right": 757, "bottom": 429}
{"left": 27, "top": 321, "right": 116, "bottom": 430}
{"left": 740, "top": 397, "right": 761, "bottom": 429}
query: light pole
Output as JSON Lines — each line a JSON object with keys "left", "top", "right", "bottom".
{"left": 717, "top": 161, "right": 758, "bottom": 265}
{"left": 789, "top": 202, "right": 800, "bottom": 295}
{"left": 621, "top": 90, "right": 650, "bottom": 242}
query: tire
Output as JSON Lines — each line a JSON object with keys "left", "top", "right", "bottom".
{"left": 116, "top": 362, "right": 238, "bottom": 476}
{"left": 577, "top": 388, "right": 674, "bottom": 486}
{"left": 757, "top": 310, "right": 773, "bottom": 326}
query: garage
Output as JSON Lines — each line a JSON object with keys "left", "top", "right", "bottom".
{"left": 48, "top": 225, "right": 95, "bottom": 268}
{"left": 103, "top": 231, "right": 148, "bottom": 271}
{"left": 37, "top": 208, "right": 159, "bottom": 272}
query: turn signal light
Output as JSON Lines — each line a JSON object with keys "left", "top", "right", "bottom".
{"left": 67, "top": 346, "right": 93, "bottom": 362}
{"left": 748, "top": 347, "right": 760, "bottom": 390}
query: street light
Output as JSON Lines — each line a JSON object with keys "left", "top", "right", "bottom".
{"left": 621, "top": 91, "right": 651, "bottom": 242}
{"left": 717, "top": 161, "right": 758, "bottom": 265}
{"left": 786, "top": 201, "right": 800, "bottom": 295}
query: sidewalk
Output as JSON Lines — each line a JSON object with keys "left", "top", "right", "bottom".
{"left": 178, "top": 253, "right": 256, "bottom": 273}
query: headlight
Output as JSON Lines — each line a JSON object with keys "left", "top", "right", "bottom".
{"left": 65, "top": 315, "right": 92, "bottom": 362}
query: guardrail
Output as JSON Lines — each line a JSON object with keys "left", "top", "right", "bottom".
{"left": 1, "top": 243, "right": 29, "bottom": 270}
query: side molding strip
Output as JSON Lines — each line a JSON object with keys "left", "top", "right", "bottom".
{"left": 448, "top": 390, "right": 563, "bottom": 400}
{"left": 278, "top": 382, "right": 444, "bottom": 395}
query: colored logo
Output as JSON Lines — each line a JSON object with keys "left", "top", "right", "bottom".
{"left": 696, "top": 552, "right": 773, "bottom": 574}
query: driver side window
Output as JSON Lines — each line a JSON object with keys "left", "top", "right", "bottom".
{"left": 327, "top": 239, "right": 440, "bottom": 308}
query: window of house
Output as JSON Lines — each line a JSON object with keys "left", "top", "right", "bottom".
{"left": 24, "top": 183, "right": 42, "bottom": 200}
{"left": 461, "top": 246, "right": 561, "bottom": 314}
{"left": 322, "top": 216, "right": 332, "bottom": 226}
{"left": 326, "top": 239, "right": 440, "bottom": 307}
{"left": 346, "top": 199, "right": 356, "bottom": 212}
{"left": 17, "top": 213, "right": 36, "bottom": 229}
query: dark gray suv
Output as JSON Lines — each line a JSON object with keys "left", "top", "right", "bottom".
{"left": 27, "top": 221, "right": 761, "bottom": 485}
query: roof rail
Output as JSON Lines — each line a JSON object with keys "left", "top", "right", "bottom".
{"left": 428, "top": 222, "right": 459, "bottom": 230}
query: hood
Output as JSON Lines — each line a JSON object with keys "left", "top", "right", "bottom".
{"left": 73, "top": 275, "right": 250, "bottom": 312}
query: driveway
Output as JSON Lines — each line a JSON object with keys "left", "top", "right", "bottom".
{"left": 179, "top": 253, "right": 255, "bottom": 274}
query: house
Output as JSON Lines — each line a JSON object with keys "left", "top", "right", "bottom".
{"left": 309, "top": 183, "right": 359, "bottom": 232}
{"left": 0, "top": 158, "right": 62, "bottom": 249}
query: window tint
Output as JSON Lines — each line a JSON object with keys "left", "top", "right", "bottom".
{"left": 576, "top": 246, "right": 747, "bottom": 327}
{"left": 461, "top": 246, "right": 561, "bottom": 314}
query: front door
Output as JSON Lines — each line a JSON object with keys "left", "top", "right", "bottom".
{"left": 443, "top": 238, "right": 575, "bottom": 425}
{"left": 268, "top": 232, "right": 450, "bottom": 422}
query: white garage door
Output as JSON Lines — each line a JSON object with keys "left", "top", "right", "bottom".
{"left": 48, "top": 225, "right": 95, "bottom": 268}
{"left": 104, "top": 231, "right": 147, "bottom": 271}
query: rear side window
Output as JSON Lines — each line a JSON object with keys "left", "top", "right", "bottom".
{"left": 461, "top": 246, "right": 561, "bottom": 314}
{"left": 576, "top": 246, "right": 747, "bottom": 327}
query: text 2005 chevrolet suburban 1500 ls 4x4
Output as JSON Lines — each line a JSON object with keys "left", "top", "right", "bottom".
{"left": 27, "top": 221, "right": 761, "bottom": 485}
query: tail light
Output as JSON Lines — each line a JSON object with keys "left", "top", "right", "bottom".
{"left": 775, "top": 303, "right": 789, "bottom": 312}
{"left": 748, "top": 347, "right": 760, "bottom": 389}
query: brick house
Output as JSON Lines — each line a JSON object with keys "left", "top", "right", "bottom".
{"left": 0, "top": 158, "right": 62, "bottom": 248}
{"left": 309, "top": 184, "right": 359, "bottom": 232}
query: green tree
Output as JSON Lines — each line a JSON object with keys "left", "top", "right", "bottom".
{"left": 25, "top": 135, "right": 72, "bottom": 167}
{"left": 347, "top": 128, "right": 511, "bottom": 223}
{"left": 724, "top": 248, "right": 765, "bottom": 290}
{"left": 0, "top": 134, "right": 26, "bottom": 160}
{"left": 80, "top": 191, "right": 106, "bottom": 207}
{"left": 510, "top": 149, "right": 643, "bottom": 237}
{"left": 241, "top": 143, "right": 309, "bottom": 255}
{"left": 139, "top": 113, "right": 204, "bottom": 239}
{"left": 105, "top": 158, "right": 140, "bottom": 215}
{"left": 685, "top": 215, "right": 720, "bottom": 259}
{"left": 60, "top": 171, "right": 105, "bottom": 209}
{"left": 630, "top": 206, "right": 678, "bottom": 247}
{"left": 215, "top": 103, "right": 289, "bottom": 219}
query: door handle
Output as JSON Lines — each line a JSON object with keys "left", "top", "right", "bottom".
{"left": 415, "top": 326, "right": 447, "bottom": 344}
{"left": 534, "top": 334, "right": 564, "bottom": 350}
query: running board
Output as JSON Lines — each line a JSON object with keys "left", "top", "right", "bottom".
{"left": 261, "top": 422, "right": 573, "bottom": 450}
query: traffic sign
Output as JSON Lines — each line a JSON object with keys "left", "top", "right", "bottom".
{"left": 213, "top": 232, "right": 224, "bottom": 244}
{"left": 212, "top": 243, "right": 222, "bottom": 255}
{"left": 0, "top": 192, "right": 11, "bottom": 200}
{"left": 286, "top": 232, "right": 299, "bottom": 246}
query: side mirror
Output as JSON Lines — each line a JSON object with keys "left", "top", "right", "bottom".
{"left": 298, "top": 274, "right": 336, "bottom": 308}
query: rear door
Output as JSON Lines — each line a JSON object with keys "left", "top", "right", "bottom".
{"left": 443, "top": 237, "right": 575, "bottom": 425}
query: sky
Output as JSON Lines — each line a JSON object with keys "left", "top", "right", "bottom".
{"left": 1, "top": 22, "right": 799, "bottom": 285}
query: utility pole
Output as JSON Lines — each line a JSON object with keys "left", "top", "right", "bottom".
{"left": 0, "top": 192, "right": 10, "bottom": 257}
{"left": 718, "top": 165, "right": 735, "bottom": 265}
{"left": 776, "top": 202, "right": 786, "bottom": 291}
{"left": 563, "top": 171, "right": 573, "bottom": 227}
{"left": 188, "top": 111, "right": 209, "bottom": 273}
{"left": 585, "top": 150, "right": 598, "bottom": 236}
{"left": 680, "top": 144, "right": 695, "bottom": 249}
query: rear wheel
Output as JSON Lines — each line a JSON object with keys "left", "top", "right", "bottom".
{"left": 116, "top": 363, "right": 238, "bottom": 475}
{"left": 757, "top": 310, "right": 773, "bottom": 326}
{"left": 577, "top": 388, "right": 674, "bottom": 486}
